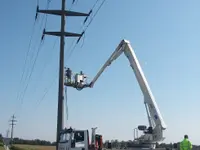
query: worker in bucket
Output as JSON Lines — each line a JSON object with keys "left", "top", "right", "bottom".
{"left": 180, "top": 135, "right": 192, "bottom": 150}
{"left": 65, "top": 68, "right": 72, "bottom": 83}
{"left": 80, "top": 71, "right": 84, "bottom": 83}
{"left": 80, "top": 71, "right": 87, "bottom": 82}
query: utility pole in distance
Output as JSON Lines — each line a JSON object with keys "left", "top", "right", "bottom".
{"left": 6, "top": 129, "right": 10, "bottom": 138}
{"left": 9, "top": 115, "right": 17, "bottom": 144}
{"left": 36, "top": 1, "right": 90, "bottom": 150}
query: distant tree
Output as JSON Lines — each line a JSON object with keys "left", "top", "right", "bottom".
{"left": 51, "top": 141, "right": 56, "bottom": 146}
{"left": 0, "top": 134, "right": 3, "bottom": 143}
{"left": 120, "top": 140, "right": 126, "bottom": 148}
{"left": 103, "top": 140, "right": 109, "bottom": 148}
{"left": 111, "top": 139, "right": 119, "bottom": 148}
{"left": 173, "top": 143, "right": 178, "bottom": 148}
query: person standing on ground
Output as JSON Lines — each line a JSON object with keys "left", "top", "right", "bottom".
{"left": 180, "top": 135, "right": 192, "bottom": 150}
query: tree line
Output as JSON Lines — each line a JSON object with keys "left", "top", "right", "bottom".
{"left": 104, "top": 139, "right": 178, "bottom": 149}
{"left": 1, "top": 136, "right": 172, "bottom": 148}
{"left": 1, "top": 135, "right": 199, "bottom": 149}
{"left": 10, "top": 137, "right": 178, "bottom": 148}
{"left": 12, "top": 138, "right": 56, "bottom": 146}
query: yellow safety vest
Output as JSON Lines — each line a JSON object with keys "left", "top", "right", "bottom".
{"left": 180, "top": 139, "right": 192, "bottom": 150}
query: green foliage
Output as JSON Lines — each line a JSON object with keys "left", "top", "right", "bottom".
{"left": 0, "top": 134, "right": 3, "bottom": 143}
{"left": 0, "top": 142, "right": 3, "bottom": 147}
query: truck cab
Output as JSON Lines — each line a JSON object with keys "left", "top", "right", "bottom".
{"left": 58, "top": 128, "right": 89, "bottom": 150}
{"left": 58, "top": 127, "right": 102, "bottom": 150}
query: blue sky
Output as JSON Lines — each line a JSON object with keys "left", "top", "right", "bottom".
{"left": 0, "top": 0, "right": 200, "bottom": 145}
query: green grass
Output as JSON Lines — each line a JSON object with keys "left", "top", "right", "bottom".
{"left": 13, "top": 144, "right": 55, "bottom": 150}
{"left": 10, "top": 146, "right": 22, "bottom": 150}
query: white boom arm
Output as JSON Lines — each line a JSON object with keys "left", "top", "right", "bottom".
{"left": 89, "top": 39, "right": 166, "bottom": 143}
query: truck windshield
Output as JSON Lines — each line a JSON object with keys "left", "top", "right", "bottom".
{"left": 60, "top": 133, "right": 71, "bottom": 143}
{"left": 59, "top": 131, "right": 85, "bottom": 145}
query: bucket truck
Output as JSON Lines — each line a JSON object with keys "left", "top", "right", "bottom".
{"left": 63, "top": 39, "right": 167, "bottom": 149}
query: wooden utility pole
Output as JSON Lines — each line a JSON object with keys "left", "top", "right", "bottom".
{"left": 37, "top": 1, "right": 90, "bottom": 150}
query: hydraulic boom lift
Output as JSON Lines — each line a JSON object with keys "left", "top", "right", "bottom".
{"left": 62, "top": 39, "right": 167, "bottom": 149}
{"left": 88, "top": 39, "right": 167, "bottom": 148}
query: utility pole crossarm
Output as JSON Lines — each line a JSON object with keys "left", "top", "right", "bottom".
{"left": 44, "top": 31, "right": 83, "bottom": 37}
{"left": 37, "top": 9, "right": 90, "bottom": 17}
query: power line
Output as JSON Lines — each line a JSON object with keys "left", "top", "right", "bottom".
{"left": 15, "top": 39, "right": 45, "bottom": 115}
{"left": 29, "top": 0, "right": 52, "bottom": 75}
{"left": 14, "top": 0, "right": 52, "bottom": 115}
{"left": 14, "top": 0, "right": 55, "bottom": 118}
{"left": 65, "top": 0, "right": 100, "bottom": 61}
{"left": 39, "top": 38, "right": 58, "bottom": 77}
{"left": 40, "top": 0, "right": 52, "bottom": 30}
{"left": 31, "top": 39, "right": 59, "bottom": 114}
{"left": 27, "top": 0, "right": 52, "bottom": 80}
{"left": 65, "top": 0, "right": 107, "bottom": 63}
{"left": 91, "top": 0, "right": 101, "bottom": 11}
{"left": 31, "top": 37, "right": 58, "bottom": 96}
{"left": 21, "top": 41, "right": 45, "bottom": 102}
{"left": 84, "top": 0, "right": 107, "bottom": 32}
{"left": 14, "top": 20, "right": 37, "bottom": 115}
{"left": 26, "top": 39, "right": 58, "bottom": 119}
{"left": 22, "top": 32, "right": 44, "bottom": 89}
{"left": 34, "top": 74, "right": 58, "bottom": 110}
{"left": 17, "top": 0, "right": 49, "bottom": 101}
{"left": 69, "top": 0, "right": 79, "bottom": 10}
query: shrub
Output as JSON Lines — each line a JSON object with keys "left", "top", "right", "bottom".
{"left": 0, "top": 143, "right": 3, "bottom": 147}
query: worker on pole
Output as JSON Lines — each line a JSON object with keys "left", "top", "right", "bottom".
{"left": 65, "top": 68, "right": 72, "bottom": 83}
{"left": 180, "top": 135, "right": 192, "bottom": 150}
